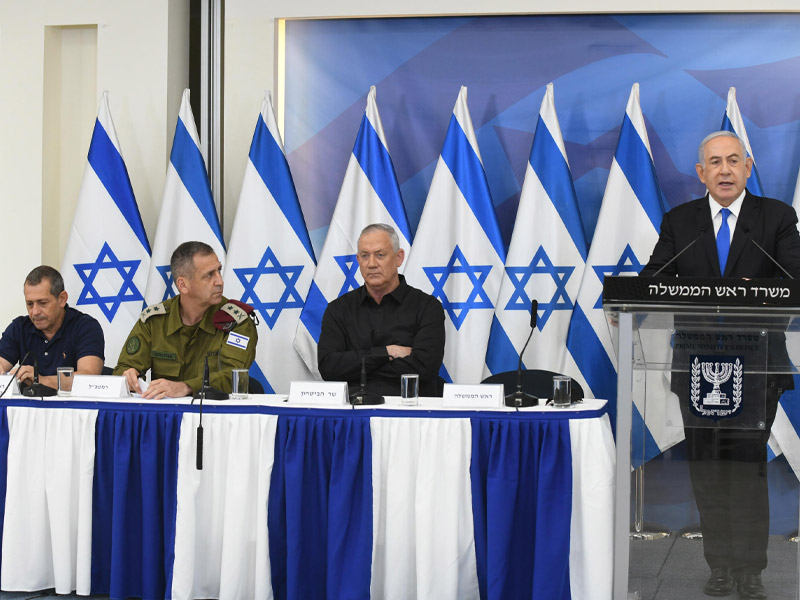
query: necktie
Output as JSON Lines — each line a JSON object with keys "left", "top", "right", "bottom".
{"left": 717, "top": 207, "right": 731, "bottom": 275}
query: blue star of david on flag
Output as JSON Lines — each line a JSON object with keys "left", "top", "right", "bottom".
{"left": 334, "top": 254, "right": 360, "bottom": 296}
{"left": 423, "top": 245, "right": 494, "bottom": 330}
{"left": 234, "top": 246, "right": 305, "bottom": 329}
{"left": 505, "top": 246, "right": 575, "bottom": 330}
{"left": 73, "top": 242, "right": 144, "bottom": 322}
{"left": 592, "top": 244, "right": 644, "bottom": 308}
{"left": 156, "top": 265, "right": 177, "bottom": 301}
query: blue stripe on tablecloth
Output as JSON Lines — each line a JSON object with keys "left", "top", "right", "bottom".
{"left": 0, "top": 407, "right": 8, "bottom": 577}
{"left": 268, "top": 414, "right": 373, "bottom": 600}
{"left": 471, "top": 417, "right": 572, "bottom": 600}
{"left": 91, "top": 409, "right": 181, "bottom": 599}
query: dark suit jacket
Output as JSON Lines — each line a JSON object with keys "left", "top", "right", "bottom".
{"left": 640, "top": 191, "right": 800, "bottom": 279}
{"left": 641, "top": 191, "right": 800, "bottom": 403}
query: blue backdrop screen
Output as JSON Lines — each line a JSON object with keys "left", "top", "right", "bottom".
{"left": 284, "top": 14, "right": 800, "bottom": 252}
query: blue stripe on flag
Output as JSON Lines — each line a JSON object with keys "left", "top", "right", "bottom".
{"left": 170, "top": 119, "right": 225, "bottom": 249}
{"left": 439, "top": 362, "right": 453, "bottom": 384}
{"left": 566, "top": 306, "right": 661, "bottom": 461}
{"left": 299, "top": 281, "right": 328, "bottom": 343}
{"left": 485, "top": 315, "right": 525, "bottom": 376}
{"left": 353, "top": 117, "right": 412, "bottom": 243}
{"left": 566, "top": 306, "right": 618, "bottom": 426}
{"left": 88, "top": 120, "right": 151, "bottom": 253}
{"left": 250, "top": 116, "right": 316, "bottom": 261}
{"left": 441, "top": 115, "right": 506, "bottom": 261}
{"left": 720, "top": 115, "right": 764, "bottom": 195}
{"left": 529, "top": 119, "right": 587, "bottom": 261}
{"left": 249, "top": 360, "right": 275, "bottom": 394}
{"left": 614, "top": 115, "right": 664, "bottom": 233}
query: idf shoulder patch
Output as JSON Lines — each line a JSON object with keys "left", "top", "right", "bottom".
{"left": 126, "top": 336, "right": 141, "bottom": 355}
{"left": 140, "top": 302, "right": 167, "bottom": 323}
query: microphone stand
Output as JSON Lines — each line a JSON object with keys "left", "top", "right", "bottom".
{"left": 348, "top": 356, "right": 384, "bottom": 406}
{"left": 192, "top": 355, "right": 229, "bottom": 401}
{"left": 505, "top": 300, "right": 539, "bottom": 408}
{"left": 0, "top": 351, "right": 32, "bottom": 399}
{"left": 22, "top": 359, "right": 57, "bottom": 398}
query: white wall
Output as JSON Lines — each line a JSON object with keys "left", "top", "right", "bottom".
{"left": 0, "top": 0, "right": 188, "bottom": 325}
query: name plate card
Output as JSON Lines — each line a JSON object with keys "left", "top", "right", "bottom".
{"left": 442, "top": 383, "right": 504, "bottom": 409}
{"left": 71, "top": 375, "right": 130, "bottom": 399}
{"left": 0, "top": 375, "right": 20, "bottom": 397}
{"left": 288, "top": 381, "right": 348, "bottom": 406}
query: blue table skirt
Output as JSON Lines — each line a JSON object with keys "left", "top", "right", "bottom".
{"left": 0, "top": 399, "right": 609, "bottom": 600}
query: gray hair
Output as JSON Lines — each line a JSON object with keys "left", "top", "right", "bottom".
{"left": 25, "top": 265, "right": 64, "bottom": 298}
{"left": 698, "top": 131, "right": 747, "bottom": 165}
{"left": 359, "top": 223, "right": 400, "bottom": 252}
{"left": 170, "top": 241, "right": 215, "bottom": 279}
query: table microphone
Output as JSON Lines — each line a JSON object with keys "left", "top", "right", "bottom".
{"left": 505, "top": 300, "right": 539, "bottom": 408}
{"left": 192, "top": 355, "right": 229, "bottom": 400}
{"left": 0, "top": 351, "right": 32, "bottom": 399}
{"left": 22, "top": 358, "right": 57, "bottom": 397}
{"left": 348, "top": 356, "right": 384, "bottom": 405}
{"left": 196, "top": 357, "right": 208, "bottom": 470}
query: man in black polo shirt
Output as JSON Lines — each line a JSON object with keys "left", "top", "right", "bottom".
{"left": 0, "top": 266, "right": 104, "bottom": 390}
{"left": 318, "top": 223, "right": 445, "bottom": 397}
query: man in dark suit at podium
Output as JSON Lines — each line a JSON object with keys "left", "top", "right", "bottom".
{"left": 641, "top": 131, "right": 800, "bottom": 599}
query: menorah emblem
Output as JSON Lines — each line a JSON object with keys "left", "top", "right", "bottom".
{"left": 701, "top": 361, "right": 733, "bottom": 406}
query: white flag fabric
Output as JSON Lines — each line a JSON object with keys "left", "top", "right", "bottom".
{"left": 565, "top": 83, "right": 680, "bottom": 464}
{"left": 145, "top": 89, "right": 225, "bottom": 305}
{"left": 484, "top": 83, "right": 587, "bottom": 379}
{"left": 293, "top": 86, "right": 411, "bottom": 377}
{"left": 404, "top": 86, "right": 505, "bottom": 385}
{"left": 793, "top": 166, "right": 800, "bottom": 229}
{"left": 223, "top": 93, "right": 316, "bottom": 394}
{"left": 62, "top": 92, "right": 151, "bottom": 366}
{"left": 720, "top": 87, "right": 764, "bottom": 196}
{"left": 721, "top": 87, "right": 793, "bottom": 462}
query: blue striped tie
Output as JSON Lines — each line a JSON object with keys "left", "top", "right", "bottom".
{"left": 717, "top": 207, "right": 731, "bottom": 275}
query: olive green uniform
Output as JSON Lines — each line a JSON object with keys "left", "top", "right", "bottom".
{"left": 114, "top": 296, "right": 257, "bottom": 394}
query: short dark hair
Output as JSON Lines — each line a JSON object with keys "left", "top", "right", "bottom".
{"left": 24, "top": 266, "right": 64, "bottom": 298}
{"left": 170, "top": 241, "right": 215, "bottom": 279}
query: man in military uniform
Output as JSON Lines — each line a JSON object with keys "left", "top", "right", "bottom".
{"left": 114, "top": 241, "right": 257, "bottom": 399}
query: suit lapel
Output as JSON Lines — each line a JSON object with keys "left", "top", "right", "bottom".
{"left": 697, "top": 198, "right": 721, "bottom": 276}
{"left": 724, "top": 192, "right": 760, "bottom": 277}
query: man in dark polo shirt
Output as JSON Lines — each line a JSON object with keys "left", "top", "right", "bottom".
{"left": 0, "top": 266, "right": 104, "bottom": 389}
{"left": 318, "top": 223, "right": 445, "bottom": 397}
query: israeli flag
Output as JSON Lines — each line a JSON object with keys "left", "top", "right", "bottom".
{"left": 404, "top": 86, "right": 505, "bottom": 385}
{"left": 720, "top": 86, "right": 764, "bottom": 195}
{"left": 720, "top": 89, "right": 791, "bottom": 462}
{"left": 223, "top": 93, "right": 316, "bottom": 394}
{"left": 144, "top": 89, "right": 225, "bottom": 305}
{"left": 484, "top": 83, "right": 587, "bottom": 380}
{"left": 566, "top": 84, "right": 680, "bottom": 463}
{"left": 62, "top": 91, "right": 151, "bottom": 366}
{"left": 293, "top": 86, "right": 411, "bottom": 377}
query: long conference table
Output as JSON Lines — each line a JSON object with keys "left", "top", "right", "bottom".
{"left": 0, "top": 394, "right": 614, "bottom": 600}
